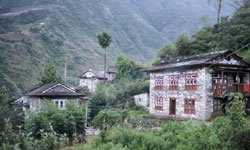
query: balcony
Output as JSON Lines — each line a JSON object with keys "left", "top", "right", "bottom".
{"left": 213, "top": 83, "right": 250, "bottom": 97}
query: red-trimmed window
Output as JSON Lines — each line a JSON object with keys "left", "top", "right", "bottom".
{"left": 169, "top": 75, "right": 179, "bottom": 90}
{"left": 185, "top": 73, "right": 197, "bottom": 90}
{"left": 184, "top": 98, "right": 195, "bottom": 114}
{"left": 155, "top": 76, "right": 164, "bottom": 90}
{"left": 155, "top": 96, "right": 163, "bottom": 111}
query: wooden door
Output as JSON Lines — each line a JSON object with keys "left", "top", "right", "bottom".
{"left": 169, "top": 98, "right": 176, "bottom": 115}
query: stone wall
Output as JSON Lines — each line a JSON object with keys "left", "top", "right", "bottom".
{"left": 149, "top": 67, "right": 207, "bottom": 120}
{"left": 134, "top": 93, "right": 149, "bottom": 110}
{"left": 204, "top": 68, "right": 214, "bottom": 120}
{"left": 79, "top": 78, "right": 99, "bottom": 92}
{"left": 107, "top": 73, "right": 115, "bottom": 82}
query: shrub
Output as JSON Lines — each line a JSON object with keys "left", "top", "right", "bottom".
{"left": 25, "top": 100, "right": 87, "bottom": 143}
{"left": 83, "top": 127, "right": 168, "bottom": 150}
{"left": 91, "top": 109, "right": 128, "bottom": 129}
{"left": 0, "top": 120, "right": 66, "bottom": 150}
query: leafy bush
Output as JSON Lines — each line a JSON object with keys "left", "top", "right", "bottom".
{"left": 25, "top": 100, "right": 87, "bottom": 143}
{"left": 0, "top": 86, "right": 22, "bottom": 131}
{"left": 83, "top": 127, "right": 167, "bottom": 150}
{"left": 0, "top": 120, "right": 66, "bottom": 150}
{"left": 115, "top": 55, "right": 142, "bottom": 81}
{"left": 81, "top": 94, "right": 250, "bottom": 150}
{"left": 91, "top": 109, "right": 128, "bottom": 129}
{"left": 90, "top": 77, "right": 149, "bottom": 120}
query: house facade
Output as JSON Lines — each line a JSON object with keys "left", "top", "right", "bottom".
{"left": 143, "top": 50, "right": 250, "bottom": 121}
{"left": 107, "top": 66, "right": 116, "bottom": 82}
{"left": 79, "top": 67, "right": 116, "bottom": 92}
{"left": 13, "top": 83, "right": 86, "bottom": 117}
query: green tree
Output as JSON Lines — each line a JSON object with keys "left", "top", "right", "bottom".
{"left": 208, "top": 0, "right": 223, "bottom": 23}
{"left": 0, "top": 86, "right": 9, "bottom": 106}
{"left": 97, "top": 31, "right": 112, "bottom": 83}
{"left": 115, "top": 55, "right": 141, "bottom": 80}
{"left": 175, "top": 33, "right": 192, "bottom": 56}
{"left": 0, "top": 86, "right": 20, "bottom": 131}
{"left": 40, "top": 60, "right": 61, "bottom": 86}
{"left": 157, "top": 43, "right": 177, "bottom": 61}
{"left": 25, "top": 100, "right": 87, "bottom": 144}
{"left": 227, "top": 92, "right": 247, "bottom": 130}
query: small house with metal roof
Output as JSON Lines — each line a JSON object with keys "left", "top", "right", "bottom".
{"left": 13, "top": 83, "right": 86, "bottom": 116}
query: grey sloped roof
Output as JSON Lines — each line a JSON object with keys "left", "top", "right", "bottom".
{"left": 107, "top": 66, "right": 116, "bottom": 73}
{"left": 24, "top": 83, "right": 85, "bottom": 97}
{"left": 141, "top": 50, "right": 250, "bottom": 72}
{"left": 159, "top": 50, "right": 229, "bottom": 65}
{"left": 79, "top": 69, "right": 108, "bottom": 79}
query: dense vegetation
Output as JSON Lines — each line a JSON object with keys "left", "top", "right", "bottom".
{"left": 89, "top": 55, "right": 149, "bottom": 118}
{"left": 0, "top": 0, "right": 234, "bottom": 96}
{"left": 78, "top": 93, "right": 250, "bottom": 150}
{"left": 0, "top": 85, "right": 21, "bottom": 131}
{"left": 1, "top": 1, "right": 250, "bottom": 150}
{"left": 154, "top": 1, "right": 250, "bottom": 64}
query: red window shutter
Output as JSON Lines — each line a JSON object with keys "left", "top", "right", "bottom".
{"left": 169, "top": 75, "right": 179, "bottom": 90}
{"left": 184, "top": 98, "right": 195, "bottom": 114}
{"left": 155, "top": 96, "right": 163, "bottom": 111}
{"left": 155, "top": 76, "right": 164, "bottom": 90}
{"left": 185, "top": 74, "right": 197, "bottom": 91}
{"left": 243, "top": 84, "right": 250, "bottom": 93}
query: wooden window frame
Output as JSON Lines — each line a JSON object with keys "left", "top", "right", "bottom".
{"left": 169, "top": 75, "right": 179, "bottom": 90}
{"left": 155, "top": 96, "right": 163, "bottom": 111}
{"left": 53, "top": 99, "right": 66, "bottom": 109}
{"left": 155, "top": 76, "right": 164, "bottom": 90}
{"left": 184, "top": 98, "right": 195, "bottom": 114}
{"left": 185, "top": 73, "right": 197, "bottom": 91}
{"left": 213, "top": 99, "right": 222, "bottom": 111}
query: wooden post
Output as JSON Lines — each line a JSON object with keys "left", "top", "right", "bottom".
{"left": 221, "top": 71, "right": 224, "bottom": 95}
{"left": 237, "top": 71, "right": 240, "bottom": 92}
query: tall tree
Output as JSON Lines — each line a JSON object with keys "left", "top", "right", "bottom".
{"left": 208, "top": 0, "right": 223, "bottom": 23}
{"left": 97, "top": 31, "right": 112, "bottom": 83}
{"left": 40, "top": 60, "right": 61, "bottom": 86}
{"left": 216, "top": 0, "right": 223, "bottom": 23}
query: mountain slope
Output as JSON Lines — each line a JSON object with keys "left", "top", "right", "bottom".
{"left": 0, "top": 0, "right": 234, "bottom": 96}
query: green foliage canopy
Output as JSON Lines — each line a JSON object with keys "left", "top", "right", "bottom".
{"left": 154, "top": 5, "right": 250, "bottom": 65}
{"left": 0, "top": 120, "right": 66, "bottom": 150}
{"left": 97, "top": 31, "right": 112, "bottom": 49}
{"left": 115, "top": 55, "right": 142, "bottom": 80}
{"left": 25, "top": 100, "right": 88, "bottom": 143}
{"left": 40, "top": 60, "right": 61, "bottom": 86}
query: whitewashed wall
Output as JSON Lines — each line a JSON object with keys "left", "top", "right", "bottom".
{"left": 134, "top": 93, "right": 149, "bottom": 110}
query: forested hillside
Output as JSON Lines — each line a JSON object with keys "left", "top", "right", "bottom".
{"left": 0, "top": 0, "right": 234, "bottom": 96}
{"left": 154, "top": 1, "right": 250, "bottom": 65}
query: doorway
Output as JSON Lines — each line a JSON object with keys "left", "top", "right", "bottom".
{"left": 169, "top": 98, "right": 176, "bottom": 115}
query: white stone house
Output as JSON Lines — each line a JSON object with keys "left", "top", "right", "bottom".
{"left": 79, "top": 67, "right": 116, "bottom": 92}
{"left": 142, "top": 50, "right": 250, "bottom": 121}
{"left": 12, "top": 83, "right": 86, "bottom": 117}
{"left": 79, "top": 69, "right": 108, "bottom": 92}
{"left": 107, "top": 66, "right": 116, "bottom": 82}
{"left": 133, "top": 93, "right": 150, "bottom": 110}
